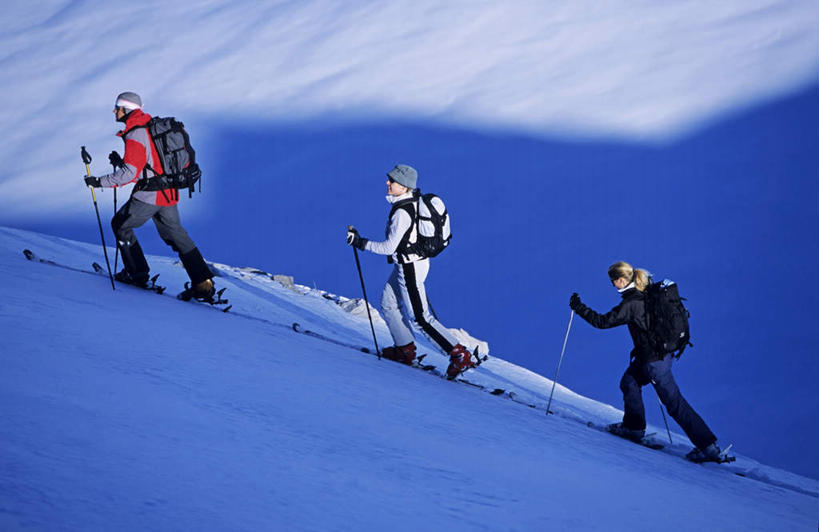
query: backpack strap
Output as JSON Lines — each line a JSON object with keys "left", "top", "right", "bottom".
{"left": 388, "top": 197, "right": 417, "bottom": 264}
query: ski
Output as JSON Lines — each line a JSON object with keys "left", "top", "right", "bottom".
{"left": 92, "top": 262, "right": 166, "bottom": 294}
{"left": 586, "top": 421, "right": 665, "bottom": 450}
{"left": 24, "top": 249, "right": 101, "bottom": 276}
{"left": 23, "top": 249, "right": 231, "bottom": 312}
{"left": 290, "top": 322, "right": 501, "bottom": 385}
{"left": 292, "top": 322, "right": 375, "bottom": 353}
{"left": 292, "top": 322, "right": 434, "bottom": 371}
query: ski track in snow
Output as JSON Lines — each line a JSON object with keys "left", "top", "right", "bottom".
{"left": 1, "top": 226, "right": 818, "bottom": 530}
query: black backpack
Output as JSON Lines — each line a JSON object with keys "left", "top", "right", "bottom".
{"left": 644, "top": 279, "right": 692, "bottom": 358}
{"left": 138, "top": 116, "right": 201, "bottom": 197}
{"left": 407, "top": 190, "right": 452, "bottom": 258}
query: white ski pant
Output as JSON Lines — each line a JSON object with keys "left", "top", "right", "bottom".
{"left": 380, "top": 260, "right": 458, "bottom": 354}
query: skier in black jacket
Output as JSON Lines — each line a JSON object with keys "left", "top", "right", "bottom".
{"left": 570, "top": 261, "right": 724, "bottom": 463}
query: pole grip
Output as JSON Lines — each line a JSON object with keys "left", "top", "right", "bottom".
{"left": 84, "top": 162, "right": 95, "bottom": 200}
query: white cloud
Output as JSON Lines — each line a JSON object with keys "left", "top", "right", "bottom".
{"left": 1, "top": 0, "right": 818, "bottom": 216}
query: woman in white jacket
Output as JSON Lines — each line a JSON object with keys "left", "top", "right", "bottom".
{"left": 347, "top": 164, "right": 475, "bottom": 379}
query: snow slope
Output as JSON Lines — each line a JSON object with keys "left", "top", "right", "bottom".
{"left": 1, "top": 226, "right": 817, "bottom": 531}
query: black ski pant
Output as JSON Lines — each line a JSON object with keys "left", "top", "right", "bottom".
{"left": 620, "top": 354, "right": 717, "bottom": 450}
{"left": 112, "top": 198, "right": 211, "bottom": 285}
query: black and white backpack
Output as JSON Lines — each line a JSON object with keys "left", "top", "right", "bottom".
{"left": 392, "top": 190, "right": 452, "bottom": 260}
{"left": 409, "top": 191, "right": 451, "bottom": 258}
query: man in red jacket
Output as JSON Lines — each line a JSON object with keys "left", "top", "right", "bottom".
{"left": 84, "top": 92, "right": 214, "bottom": 300}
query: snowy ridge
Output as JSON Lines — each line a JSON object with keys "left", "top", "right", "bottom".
{"left": 1, "top": 225, "right": 817, "bottom": 530}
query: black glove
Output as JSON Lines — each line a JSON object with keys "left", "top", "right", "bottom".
{"left": 108, "top": 150, "right": 124, "bottom": 169}
{"left": 569, "top": 292, "right": 582, "bottom": 311}
{"left": 84, "top": 175, "right": 101, "bottom": 188}
{"left": 346, "top": 227, "right": 367, "bottom": 250}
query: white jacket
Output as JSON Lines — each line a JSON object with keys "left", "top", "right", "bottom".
{"left": 364, "top": 192, "right": 425, "bottom": 264}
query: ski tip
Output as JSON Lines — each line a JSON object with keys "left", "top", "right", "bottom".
{"left": 292, "top": 322, "right": 301, "bottom": 332}
{"left": 471, "top": 346, "right": 490, "bottom": 365}
{"left": 222, "top": 305, "right": 232, "bottom": 313}
{"left": 23, "top": 249, "right": 34, "bottom": 260}
{"left": 490, "top": 388, "right": 505, "bottom": 396}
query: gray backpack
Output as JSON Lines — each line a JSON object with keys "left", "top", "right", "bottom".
{"left": 138, "top": 116, "right": 201, "bottom": 197}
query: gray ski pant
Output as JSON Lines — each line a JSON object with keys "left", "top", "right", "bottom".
{"left": 112, "top": 198, "right": 197, "bottom": 256}
{"left": 380, "top": 260, "right": 458, "bottom": 354}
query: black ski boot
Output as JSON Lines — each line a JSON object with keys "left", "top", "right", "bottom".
{"left": 116, "top": 239, "right": 150, "bottom": 288}
{"left": 112, "top": 268, "right": 165, "bottom": 294}
{"left": 606, "top": 422, "right": 646, "bottom": 443}
{"left": 686, "top": 443, "right": 732, "bottom": 463}
{"left": 114, "top": 268, "right": 148, "bottom": 289}
{"left": 178, "top": 247, "right": 216, "bottom": 302}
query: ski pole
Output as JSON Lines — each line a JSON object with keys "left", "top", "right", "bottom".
{"left": 654, "top": 387, "right": 673, "bottom": 444}
{"left": 546, "top": 310, "right": 574, "bottom": 414}
{"left": 82, "top": 146, "right": 115, "bottom": 291}
{"left": 113, "top": 177, "right": 119, "bottom": 275}
{"left": 350, "top": 227, "right": 380, "bottom": 359}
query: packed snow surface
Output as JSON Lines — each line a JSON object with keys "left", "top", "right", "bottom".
{"left": 1, "top": 226, "right": 817, "bottom": 530}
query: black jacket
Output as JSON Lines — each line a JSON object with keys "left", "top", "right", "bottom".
{"left": 573, "top": 287, "right": 660, "bottom": 363}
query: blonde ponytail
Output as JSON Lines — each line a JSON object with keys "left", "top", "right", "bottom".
{"left": 608, "top": 261, "right": 652, "bottom": 292}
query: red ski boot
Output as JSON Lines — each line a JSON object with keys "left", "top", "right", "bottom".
{"left": 446, "top": 344, "right": 476, "bottom": 379}
{"left": 381, "top": 342, "right": 416, "bottom": 365}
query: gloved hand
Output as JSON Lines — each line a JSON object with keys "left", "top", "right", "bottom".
{"left": 346, "top": 227, "right": 367, "bottom": 250}
{"left": 84, "top": 175, "right": 102, "bottom": 188}
{"left": 108, "top": 150, "right": 124, "bottom": 169}
{"left": 569, "top": 292, "right": 582, "bottom": 311}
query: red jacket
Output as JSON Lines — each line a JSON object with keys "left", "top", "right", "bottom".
{"left": 98, "top": 109, "right": 178, "bottom": 206}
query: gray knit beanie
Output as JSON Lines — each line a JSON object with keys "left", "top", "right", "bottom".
{"left": 387, "top": 164, "right": 418, "bottom": 189}
{"left": 115, "top": 91, "right": 142, "bottom": 111}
